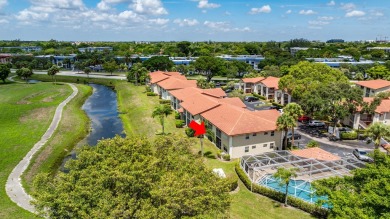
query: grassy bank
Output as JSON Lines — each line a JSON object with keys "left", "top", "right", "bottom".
{"left": 115, "top": 82, "right": 313, "bottom": 219}
{"left": 0, "top": 82, "right": 72, "bottom": 219}
{"left": 30, "top": 74, "right": 119, "bottom": 87}
{"left": 22, "top": 84, "right": 92, "bottom": 193}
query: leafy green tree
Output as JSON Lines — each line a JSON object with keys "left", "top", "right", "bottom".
{"left": 143, "top": 56, "right": 174, "bottom": 71}
{"left": 243, "top": 72, "right": 262, "bottom": 78}
{"left": 313, "top": 150, "right": 390, "bottom": 218}
{"left": 152, "top": 104, "right": 173, "bottom": 134}
{"left": 103, "top": 60, "right": 118, "bottom": 76}
{"left": 193, "top": 56, "right": 225, "bottom": 82}
{"left": 47, "top": 65, "right": 60, "bottom": 84}
{"left": 366, "top": 65, "right": 390, "bottom": 79}
{"left": 196, "top": 78, "right": 215, "bottom": 89}
{"left": 0, "top": 64, "right": 11, "bottom": 83}
{"left": 127, "top": 63, "right": 148, "bottom": 85}
{"left": 273, "top": 167, "right": 298, "bottom": 206}
{"left": 16, "top": 67, "right": 33, "bottom": 83}
{"left": 365, "top": 122, "right": 390, "bottom": 149}
{"left": 176, "top": 41, "right": 191, "bottom": 56}
{"left": 307, "top": 140, "right": 319, "bottom": 148}
{"left": 32, "top": 135, "right": 231, "bottom": 218}
{"left": 283, "top": 103, "right": 304, "bottom": 146}
{"left": 83, "top": 67, "right": 91, "bottom": 79}
{"left": 276, "top": 114, "right": 296, "bottom": 150}
{"left": 355, "top": 72, "right": 364, "bottom": 80}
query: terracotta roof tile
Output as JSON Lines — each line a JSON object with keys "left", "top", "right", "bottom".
{"left": 218, "top": 97, "right": 246, "bottom": 108}
{"left": 355, "top": 79, "right": 390, "bottom": 90}
{"left": 291, "top": 148, "right": 340, "bottom": 161}
{"left": 201, "top": 106, "right": 278, "bottom": 136}
{"left": 180, "top": 93, "right": 220, "bottom": 115}
{"left": 201, "top": 88, "right": 227, "bottom": 98}
{"left": 149, "top": 72, "right": 169, "bottom": 84}
{"left": 242, "top": 77, "right": 265, "bottom": 83}
{"left": 375, "top": 99, "right": 390, "bottom": 113}
{"left": 169, "top": 87, "right": 201, "bottom": 101}
{"left": 261, "top": 77, "right": 280, "bottom": 89}
{"left": 158, "top": 77, "right": 197, "bottom": 90}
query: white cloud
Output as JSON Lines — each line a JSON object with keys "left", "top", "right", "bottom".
{"left": 318, "top": 16, "right": 334, "bottom": 21}
{"left": 299, "top": 9, "right": 316, "bottom": 15}
{"left": 224, "top": 11, "right": 231, "bottom": 16}
{"left": 0, "top": 0, "right": 7, "bottom": 9}
{"left": 308, "top": 20, "right": 330, "bottom": 25}
{"left": 197, "top": 0, "right": 220, "bottom": 9}
{"left": 327, "top": 1, "right": 335, "bottom": 6}
{"left": 149, "top": 18, "right": 169, "bottom": 25}
{"left": 97, "top": 1, "right": 111, "bottom": 10}
{"left": 341, "top": 3, "right": 356, "bottom": 11}
{"left": 0, "top": 18, "right": 8, "bottom": 24}
{"left": 132, "top": 0, "right": 168, "bottom": 15}
{"left": 249, "top": 5, "right": 271, "bottom": 14}
{"left": 15, "top": 9, "right": 49, "bottom": 22}
{"left": 203, "top": 21, "right": 250, "bottom": 32}
{"left": 286, "top": 10, "right": 292, "bottom": 14}
{"left": 345, "top": 10, "right": 365, "bottom": 17}
{"left": 173, "top": 18, "right": 199, "bottom": 26}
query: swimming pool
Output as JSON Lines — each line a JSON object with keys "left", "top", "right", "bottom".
{"left": 258, "top": 175, "right": 328, "bottom": 207}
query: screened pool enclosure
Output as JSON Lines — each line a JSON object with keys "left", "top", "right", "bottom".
{"left": 240, "top": 150, "right": 366, "bottom": 204}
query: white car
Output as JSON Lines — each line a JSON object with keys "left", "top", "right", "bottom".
{"left": 308, "top": 120, "right": 325, "bottom": 127}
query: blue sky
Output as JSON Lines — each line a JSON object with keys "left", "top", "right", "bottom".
{"left": 0, "top": 0, "right": 388, "bottom": 41}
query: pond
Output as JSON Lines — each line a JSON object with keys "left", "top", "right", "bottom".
{"left": 61, "top": 83, "right": 125, "bottom": 171}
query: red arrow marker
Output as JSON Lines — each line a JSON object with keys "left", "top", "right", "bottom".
{"left": 189, "top": 120, "right": 206, "bottom": 136}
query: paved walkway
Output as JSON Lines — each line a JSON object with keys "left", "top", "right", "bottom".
{"left": 5, "top": 83, "right": 79, "bottom": 214}
{"left": 11, "top": 69, "right": 127, "bottom": 80}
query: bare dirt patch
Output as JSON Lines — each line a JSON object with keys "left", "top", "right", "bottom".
{"left": 16, "top": 100, "right": 31, "bottom": 105}
{"left": 19, "top": 107, "right": 52, "bottom": 123}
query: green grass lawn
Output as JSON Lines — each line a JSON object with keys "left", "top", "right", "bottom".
{"left": 0, "top": 82, "right": 72, "bottom": 219}
{"left": 115, "top": 82, "right": 313, "bottom": 219}
{"left": 30, "top": 74, "right": 119, "bottom": 87}
{"left": 22, "top": 84, "right": 92, "bottom": 193}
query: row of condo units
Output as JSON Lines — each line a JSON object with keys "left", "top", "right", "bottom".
{"left": 148, "top": 71, "right": 283, "bottom": 158}
{"left": 239, "top": 77, "right": 292, "bottom": 105}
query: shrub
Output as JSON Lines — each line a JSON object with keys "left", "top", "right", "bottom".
{"left": 185, "top": 128, "right": 195, "bottom": 137}
{"left": 272, "top": 102, "right": 283, "bottom": 108}
{"left": 174, "top": 112, "right": 181, "bottom": 119}
{"left": 235, "top": 163, "right": 328, "bottom": 218}
{"left": 341, "top": 131, "right": 358, "bottom": 140}
{"left": 307, "top": 140, "right": 320, "bottom": 148}
{"left": 252, "top": 93, "right": 266, "bottom": 100}
{"left": 159, "top": 99, "right": 171, "bottom": 104}
{"left": 175, "top": 120, "right": 185, "bottom": 128}
{"left": 225, "top": 176, "right": 238, "bottom": 192}
{"left": 216, "top": 150, "right": 222, "bottom": 159}
{"left": 222, "top": 154, "right": 230, "bottom": 161}
{"left": 146, "top": 92, "right": 157, "bottom": 96}
{"left": 145, "top": 86, "right": 152, "bottom": 92}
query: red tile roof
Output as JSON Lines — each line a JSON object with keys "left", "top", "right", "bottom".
{"left": 242, "top": 77, "right": 265, "bottom": 83}
{"left": 180, "top": 93, "right": 221, "bottom": 115}
{"left": 359, "top": 97, "right": 390, "bottom": 113}
{"left": 149, "top": 71, "right": 187, "bottom": 84}
{"left": 169, "top": 87, "right": 201, "bottom": 101}
{"left": 201, "top": 105, "right": 278, "bottom": 136}
{"left": 218, "top": 97, "right": 246, "bottom": 108}
{"left": 261, "top": 77, "right": 280, "bottom": 89}
{"left": 158, "top": 77, "right": 197, "bottom": 90}
{"left": 291, "top": 148, "right": 340, "bottom": 161}
{"left": 355, "top": 79, "right": 390, "bottom": 90}
{"left": 201, "top": 88, "right": 227, "bottom": 98}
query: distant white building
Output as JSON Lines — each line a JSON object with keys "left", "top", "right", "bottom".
{"left": 78, "top": 47, "right": 113, "bottom": 53}
{"left": 366, "top": 47, "right": 390, "bottom": 53}
{"left": 290, "top": 47, "right": 309, "bottom": 56}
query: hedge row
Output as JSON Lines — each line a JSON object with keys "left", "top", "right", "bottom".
{"left": 341, "top": 131, "right": 358, "bottom": 140}
{"left": 251, "top": 93, "right": 266, "bottom": 100}
{"left": 234, "top": 163, "right": 328, "bottom": 218}
{"left": 225, "top": 176, "right": 238, "bottom": 192}
{"left": 146, "top": 92, "right": 157, "bottom": 96}
{"left": 175, "top": 120, "right": 185, "bottom": 128}
{"left": 159, "top": 99, "right": 171, "bottom": 104}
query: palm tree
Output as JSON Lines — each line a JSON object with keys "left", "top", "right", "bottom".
{"left": 277, "top": 114, "right": 296, "bottom": 150}
{"left": 127, "top": 63, "right": 148, "bottom": 86}
{"left": 273, "top": 167, "right": 298, "bottom": 207}
{"left": 284, "top": 103, "right": 304, "bottom": 147}
{"left": 365, "top": 122, "right": 390, "bottom": 150}
{"left": 84, "top": 67, "right": 91, "bottom": 79}
{"left": 152, "top": 104, "right": 173, "bottom": 135}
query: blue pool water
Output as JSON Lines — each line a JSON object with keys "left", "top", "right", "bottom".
{"left": 259, "top": 176, "right": 328, "bottom": 207}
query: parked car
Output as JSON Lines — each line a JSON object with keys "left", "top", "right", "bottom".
{"left": 246, "top": 96, "right": 259, "bottom": 102}
{"left": 308, "top": 120, "right": 325, "bottom": 127}
{"left": 298, "top": 115, "right": 311, "bottom": 123}
{"left": 287, "top": 133, "right": 301, "bottom": 140}
{"left": 352, "top": 149, "right": 374, "bottom": 162}
{"left": 225, "top": 89, "right": 232, "bottom": 93}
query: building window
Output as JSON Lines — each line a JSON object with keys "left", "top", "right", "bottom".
{"left": 252, "top": 145, "right": 256, "bottom": 149}
{"left": 253, "top": 133, "right": 257, "bottom": 136}
{"left": 246, "top": 134, "right": 249, "bottom": 139}
{"left": 263, "top": 143, "right": 267, "bottom": 147}
{"left": 271, "top": 131, "right": 275, "bottom": 136}
{"left": 270, "top": 143, "right": 274, "bottom": 149}
{"left": 245, "top": 146, "right": 249, "bottom": 152}
{"left": 264, "top": 132, "right": 268, "bottom": 135}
